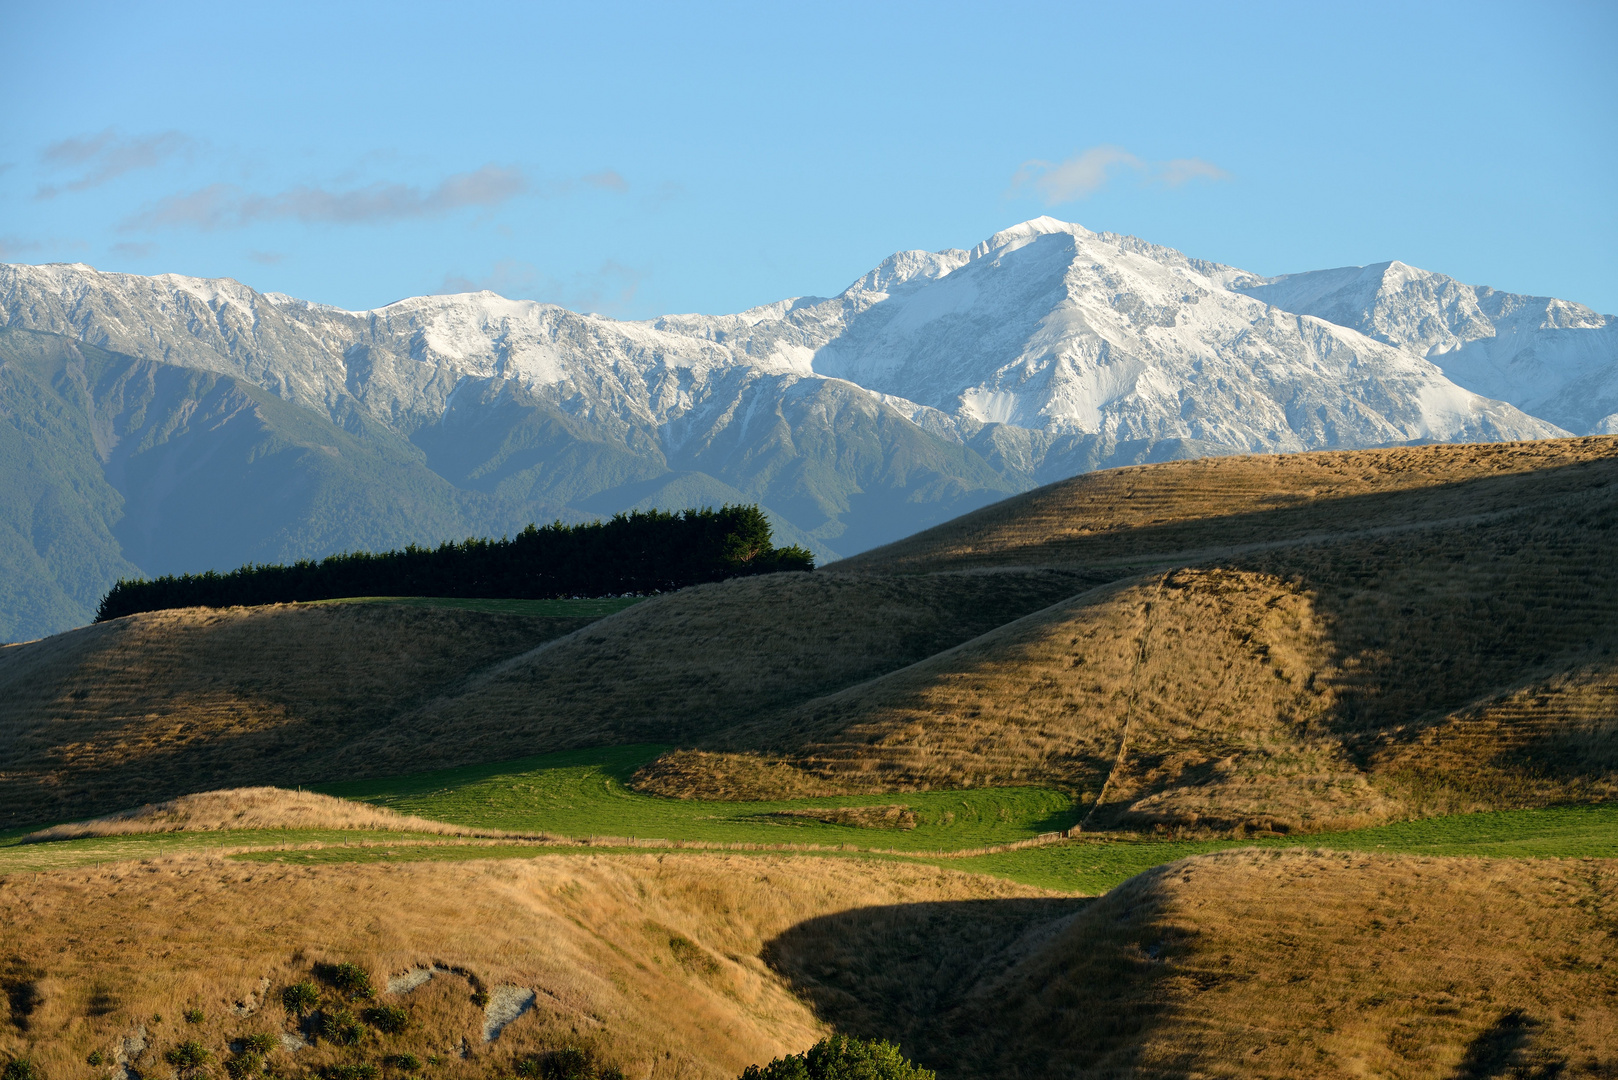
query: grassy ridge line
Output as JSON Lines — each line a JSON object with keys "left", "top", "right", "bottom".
{"left": 311, "top": 594, "right": 646, "bottom": 617}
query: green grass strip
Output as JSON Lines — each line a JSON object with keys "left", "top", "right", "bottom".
{"left": 313, "top": 744, "right": 1081, "bottom": 852}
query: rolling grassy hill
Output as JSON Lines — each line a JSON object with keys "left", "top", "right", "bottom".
{"left": 1, "top": 845, "right": 1611, "bottom": 1078}
{"left": 4, "top": 437, "right": 1616, "bottom": 839}
{"left": 0, "top": 600, "right": 610, "bottom": 828}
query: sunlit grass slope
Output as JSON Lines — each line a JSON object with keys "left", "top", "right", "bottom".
{"left": 637, "top": 437, "right": 1618, "bottom": 834}
{"left": 0, "top": 600, "right": 599, "bottom": 827}
{"left": 3, "top": 846, "right": 1610, "bottom": 1080}
{"left": 769, "top": 849, "right": 1618, "bottom": 1079}
{"left": 0, "top": 852, "right": 1041, "bottom": 1079}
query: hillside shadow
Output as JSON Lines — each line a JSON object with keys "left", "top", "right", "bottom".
{"left": 1451, "top": 1010, "right": 1565, "bottom": 1079}
{"left": 803, "top": 450, "right": 1618, "bottom": 825}
{"left": 762, "top": 897, "right": 1096, "bottom": 1077}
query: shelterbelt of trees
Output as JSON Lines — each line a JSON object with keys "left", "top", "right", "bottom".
{"left": 95, "top": 505, "right": 814, "bottom": 621}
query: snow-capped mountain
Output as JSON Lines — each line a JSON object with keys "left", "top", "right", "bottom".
{"left": 0, "top": 218, "right": 1603, "bottom": 640}
{"left": 1228, "top": 260, "right": 1618, "bottom": 434}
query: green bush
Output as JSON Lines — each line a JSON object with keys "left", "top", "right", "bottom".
{"left": 318, "top": 962, "right": 376, "bottom": 1001}
{"left": 184, "top": 1007, "right": 205, "bottom": 1024}
{"left": 225, "top": 1052, "right": 262, "bottom": 1079}
{"left": 382, "top": 1054, "right": 421, "bottom": 1072}
{"left": 514, "top": 1048, "right": 613, "bottom": 1080}
{"left": 738, "top": 1036, "right": 934, "bottom": 1080}
{"left": 2, "top": 1059, "right": 41, "bottom": 1080}
{"left": 282, "top": 981, "right": 320, "bottom": 1015}
{"left": 319, "top": 1007, "right": 364, "bottom": 1046}
{"left": 363, "top": 1004, "right": 408, "bottom": 1034}
{"left": 164, "top": 1041, "right": 212, "bottom": 1069}
{"left": 240, "top": 1034, "right": 277, "bottom": 1054}
{"left": 86, "top": 1052, "right": 105, "bottom": 1067}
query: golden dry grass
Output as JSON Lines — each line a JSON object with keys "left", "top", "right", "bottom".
{"left": 768, "top": 849, "right": 1618, "bottom": 1079}
{"left": 0, "top": 853, "right": 1043, "bottom": 1078}
{"left": 0, "top": 602, "right": 594, "bottom": 827}
{"left": 836, "top": 436, "right": 1618, "bottom": 573}
{"left": 19, "top": 787, "right": 496, "bottom": 843}
{"left": 324, "top": 569, "right": 1098, "bottom": 779}
{"left": 633, "top": 438, "right": 1618, "bottom": 834}
{"left": 7, "top": 438, "right": 1618, "bottom": 841}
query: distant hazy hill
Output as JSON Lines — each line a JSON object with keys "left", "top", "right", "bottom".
{"left": 4, "top": 217, "right": 1608, "bottom": 639}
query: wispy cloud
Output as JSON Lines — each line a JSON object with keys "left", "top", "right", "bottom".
{"left": 582, "top": 169, "right": 629, "bottom": 193}
{"left": 121, "top": 164, "right": 531, "bottom": 231}
{"left": 1158, "top": 157, "right": 1231, "bottom": 187}
{"left": 37, "top": 129, "right": 192, "bottom": 199}
{"left": 110, "top": 241, "right": 157, "bottom": 259}
{"left": 1012, "top": 145, "right": 1230, "bottom": 203}
{"left": 247, "top": 250, "right": 285, "bottom": 265}
{"left": 0, "top": 236, "right": 42, "bottom": 260}
{"left": 441, "top": 258, "right": 647, "bottom": 317}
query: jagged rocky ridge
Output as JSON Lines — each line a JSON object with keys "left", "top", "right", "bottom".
{"left": 0, "top": 217, "right": 1606, "bottom": 640}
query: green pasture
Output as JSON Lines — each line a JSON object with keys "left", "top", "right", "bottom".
{"left": 312, "top": 595, "right": 646, "bottom": 618}
{"left": 314, "top": 744, "right": 1081, "bottom": 852}
{"left": 3, "top": 743, "right": 1614, "bottom": 892}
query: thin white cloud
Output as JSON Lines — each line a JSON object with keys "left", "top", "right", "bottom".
{"left": 1012, "top": 145, "right": 1144, "bottom": 203}
{"left": 120, "top": 164, "right": 623, "bottom": 232}
{"left": 1012, "top": 145, "right": 1230, "bottom": 203}
{"left": 37, "top": 129, "right": 192, "bottom": 198}
{"left": 110, "top": 241, "right": 157, "bottom": 259}
{"left": 123, "top": 165, "right": 528, "bottom": 231}
{"left": 247, "top": 250, "right": 285, "bottom": 265}
{"left": 0, "top": 236, "right": 42, "bottom": 260}
{"left": 582, "top": 169, "right": 629, "bottom": 193}
{"left": 1159, "top": 157, "right": 1231, "bottom": 187}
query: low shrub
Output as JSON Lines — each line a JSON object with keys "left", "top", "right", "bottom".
{"left": 184, "top": 1007, "right": 205, "bottom": 1024}
{"left": 86, "top": 1052, "right": 104, "bottom": 1067}
{"left": 739, "top": 1036, "right": 935, "bottom": 1080}
{"left": 225, "top": 1052, "right": 262, "bottom": 1079}
{"left": 363, "top": 1004, "right": 408, "bottom": 1034}
{"left": 318, "top": 962, "right": 376, "bottom": 1001}
{"left": 382, "top": 1054, "right": 421, "bottom": 1072}
{"left": 517, "top": 1047, "right": 622, "bottom": 1080}
{"left": 239, "top": 1034, "right": 277, "bottom": 1054}
{"left": 319, "top": 1007, "right": 365, "bottom": 1046}
{"left": 164, "top": 1041, "right": 212, "bottom": 1069}
{"left": 2, "top": 1059, "right": 41, "bottom": 1080}
{"left": 282, "top": 981, "right": 320, "bottom": 1015}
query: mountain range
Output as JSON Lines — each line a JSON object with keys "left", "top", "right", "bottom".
{"left": 1, "top": 216, "right": 1610, "bottom": 642}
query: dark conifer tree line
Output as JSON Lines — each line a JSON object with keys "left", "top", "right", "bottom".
{"left": 96, "top": 505, "right": 814, "bottom": 622}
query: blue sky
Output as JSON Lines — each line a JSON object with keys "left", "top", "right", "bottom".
{"left": 4, "top": 0, "right": 1615, "bottom": 318}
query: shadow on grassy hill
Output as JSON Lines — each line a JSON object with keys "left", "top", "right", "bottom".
{"left": 764, "top": 849, "right": 1616, "bottom": 1079}
{"left": 634, "top": 443, "right": 1618, "bottom": 833}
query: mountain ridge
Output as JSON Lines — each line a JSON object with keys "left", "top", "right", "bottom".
{"left": 0, "top": 218, "right": 1608, "bottom": 640}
